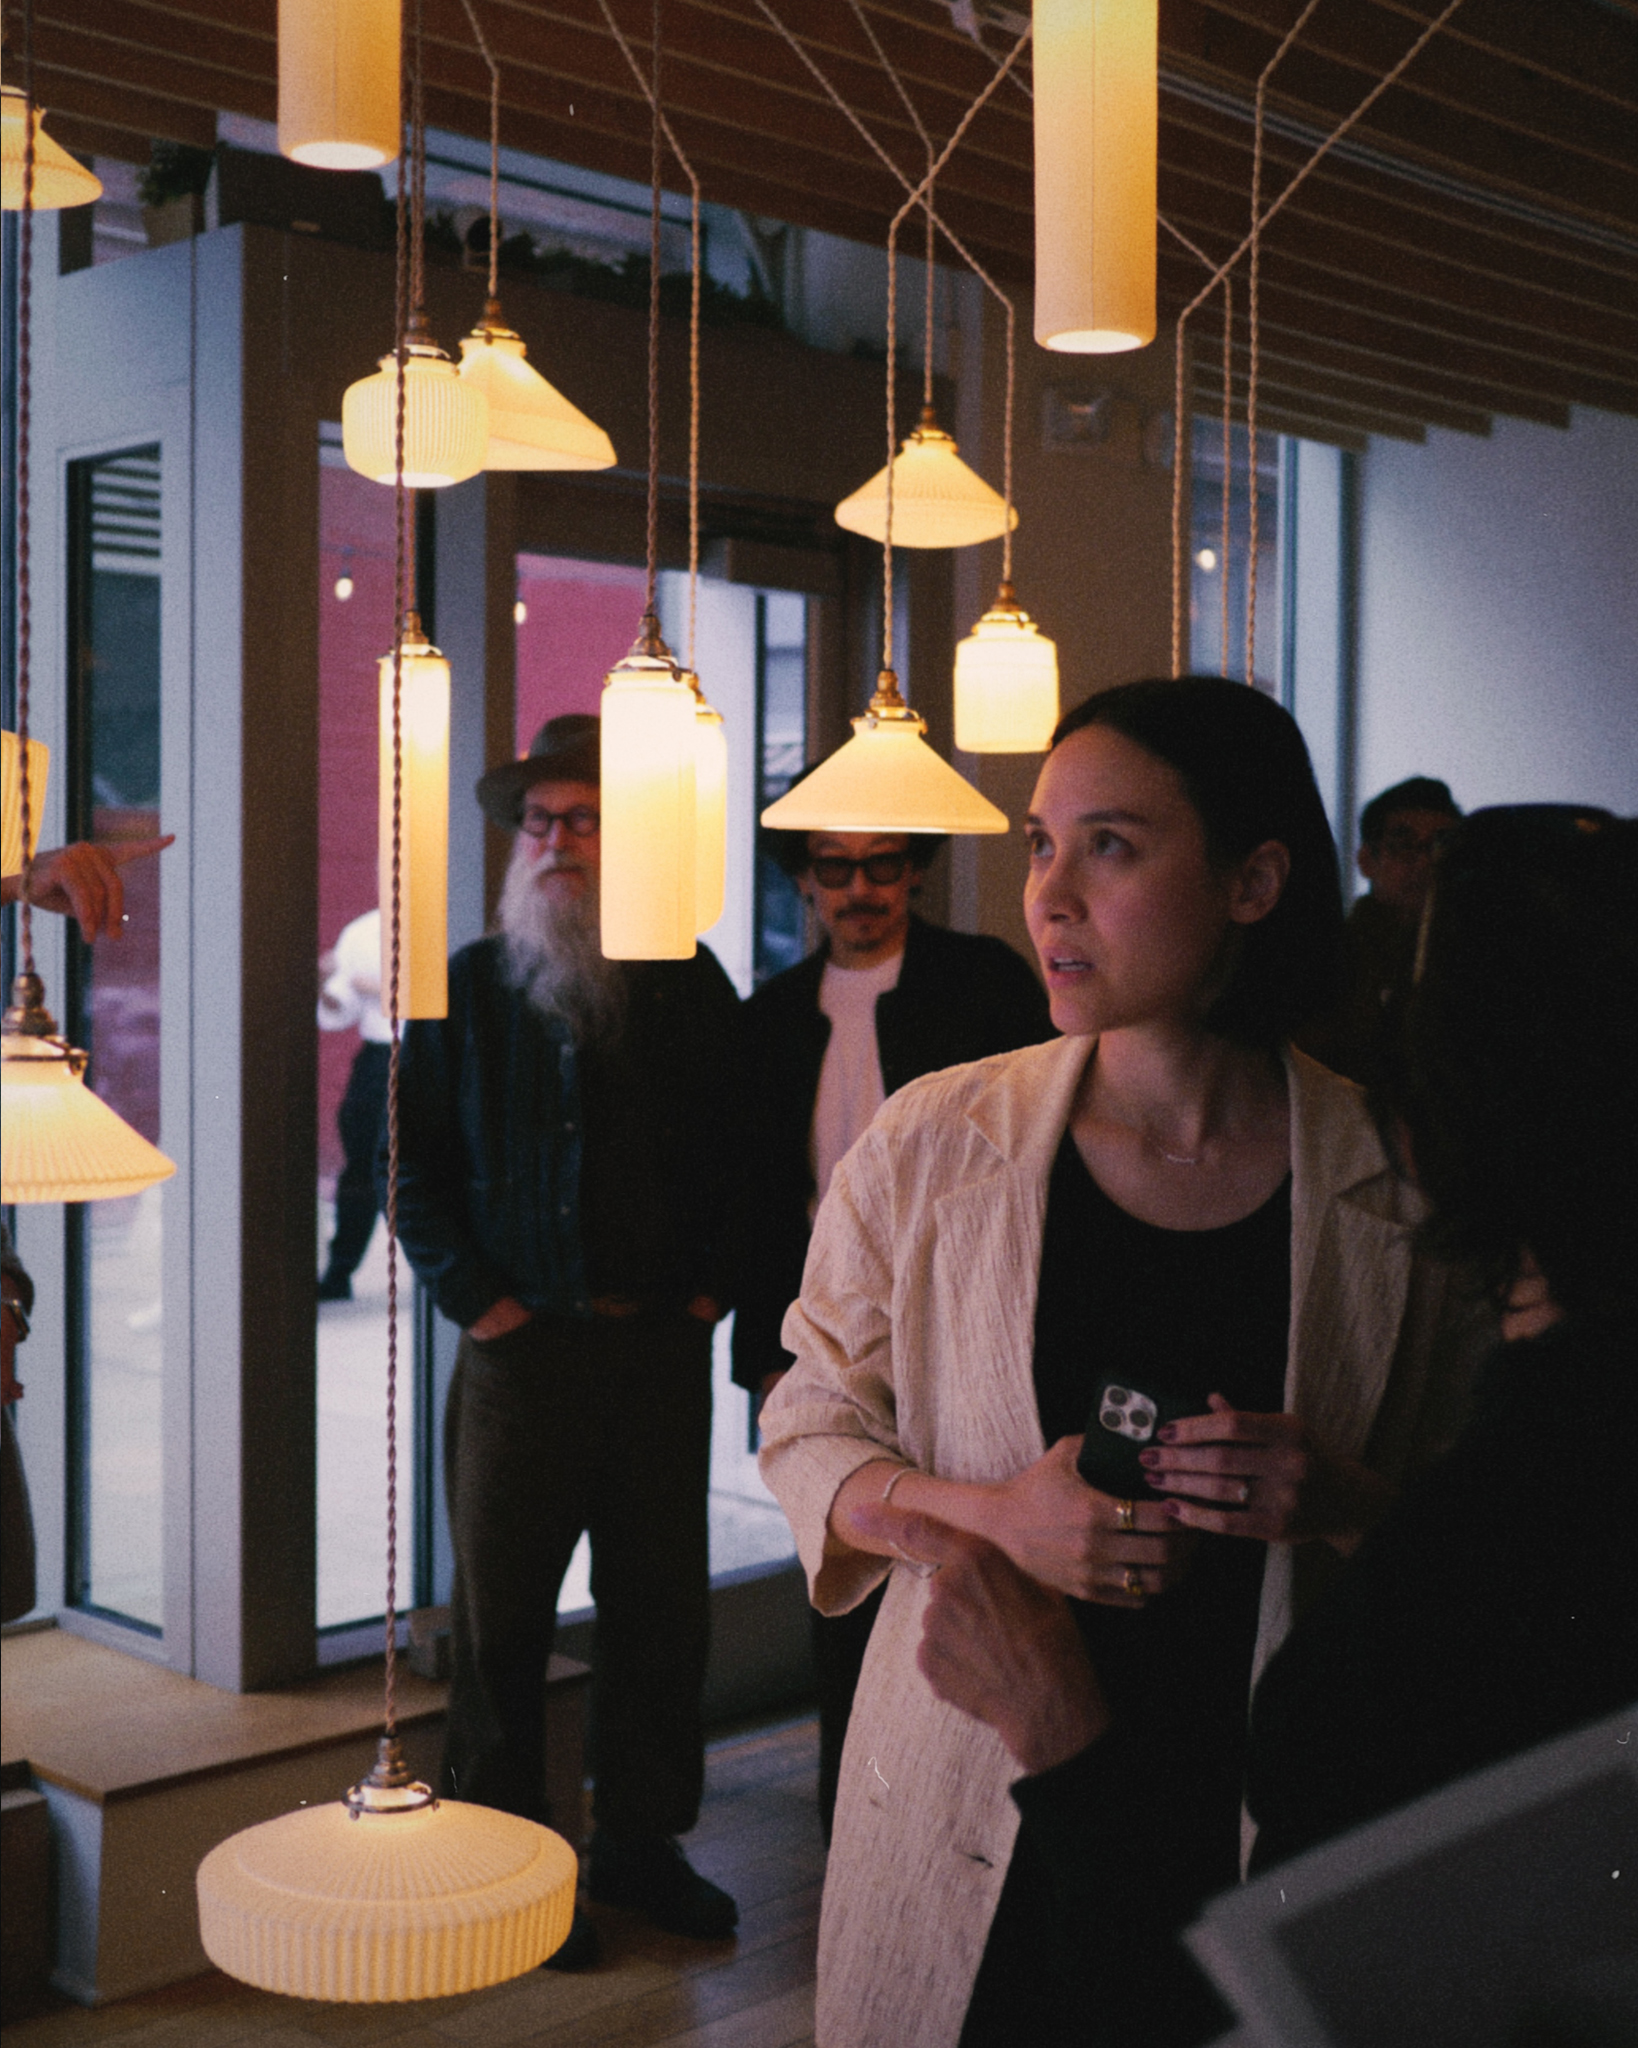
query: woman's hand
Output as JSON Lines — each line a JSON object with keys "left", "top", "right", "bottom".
{"left": 1142, "top": 1393, "right": 1392, "bottom": 1553}
{"left": 852, "top": 1498, "right": 1111, "bottom": 1774}
{"left": 986, "top": 1437, "right": 1197, "bottom": 1607}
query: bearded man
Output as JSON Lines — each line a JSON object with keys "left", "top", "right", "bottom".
{"left": 393, "top": 715, "right": 741, "bottom": 1966}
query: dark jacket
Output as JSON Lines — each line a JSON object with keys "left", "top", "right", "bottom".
{"left": 390, "top": 934, "right": 740, "bottom": 1330}
{"left": 730, "top": 915, "right": 1053, "bottom": 1391}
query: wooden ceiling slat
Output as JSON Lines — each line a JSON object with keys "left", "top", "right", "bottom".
{"left": 1219, "top": 358, "right": 1491, "bottom": 438}
{"left": 42, "top": 111, "right": 156, "bottom": 166}
{"left": 33, "top": 19, "right": 273, "bottom": 128}
{"left": 1364, "top": 0, "right": 1638, "bottom": 114}
{"left": 29, "top": 61, "right": 221, "bottom": 149}
{"left": 48, "top": 0, "right": 275, "bottom": 83}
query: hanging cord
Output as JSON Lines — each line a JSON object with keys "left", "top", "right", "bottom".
{"left": 14, "top": 0, "right": 38, "bottom": 981}
{"left": 456, "top": 0, "right": 500, "bottom": 305}
{"left": 1160, "top": 213, "right": 1221, "bottom": 678}
{"left": 1167, "top": 0, "right": 1467, "bottom": 673}
{"left": 594, "top": 0, "right": 703, "bottom": 665}
{"left": 645, "top": 0, "right": 662, "bottom": 619}
{"left": 1221, "top": 274, "right": 1233, "bottom": 677}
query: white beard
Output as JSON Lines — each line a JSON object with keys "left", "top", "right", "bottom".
{"left": 497, "top": 842, "right": 626, "bottom": 1043}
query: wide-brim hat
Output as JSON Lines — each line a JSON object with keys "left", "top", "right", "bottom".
{"left": 475, "top": 714, "right": 600, "bottom": 827}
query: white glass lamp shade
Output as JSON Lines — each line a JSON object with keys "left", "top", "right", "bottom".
{"left": 1033, "top": 0, "right": 1157, "bottom": 353}
{"left": 835, "top": 411, "right": 1016, "bottom": 550}
{"left": 761, "top": 710, "right": 1007, "bottom": 836}
{"left": 2, "top": 731, "right": 49, "bottom": 877}
{"left": 378, "top": 627, "right": 450, "bottom": 1021}
{"left": 2, "top": 1036, "right": 175, "bottom": 1203}
{"left": 954, "top": 588, "right": 1060, "bottom": 753}
{"left": 689, "top": 689, "right": 727, "bottom": 935}
{"left": 343, "top": 344, "right": 490, "bottom": 489}
{"left": 457, "top": 320, "right": 616, "bottom": 471}
{"left": 197, "top": 1798, "right": 579, "bottom": 2000}
{"left": 278, "top": 0, "right": 400, "bottom": 171}
{"left": 600, "top": 632, "right": 697, "bottom": 961}
{"left": 1, "top": 88, "right": 103, "bottom": 210}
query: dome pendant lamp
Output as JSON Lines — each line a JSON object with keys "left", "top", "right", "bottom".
{"left": 200, "top": 0, "right": 575, "bottom": 1995}
{"left": 599, "top": 1, "right": 697, "bottom": 962}
{"left": 769, "top": 165, "right": 1004, "bottom": 839}
{"left": 278, "top": 0, "right": 400, "bottom": 172}
{"left": 452, "top": 1, "right": 616, "bottom": 471}
{"left": 2, "top": 8, "right": 172, "bottom": 1207}
{"left": 1033, "top": 0, "right": 1158, "bottom": 353}
{"left": 1, "top": 85, "right": 101, "bottom": 210}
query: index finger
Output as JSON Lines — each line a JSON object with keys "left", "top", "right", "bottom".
{"left": 104, "top": 834, "right": 176, "bottom": 867}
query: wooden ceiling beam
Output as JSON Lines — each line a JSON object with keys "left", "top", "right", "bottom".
{"left": 1345, "top": 0, "right": 1638, "bottom": 115}
{"left": 1214, "top": 356, "right": 1493, "bottom": 439}
{"left": 29, "top": 60, "right": 222, "bottom": 150}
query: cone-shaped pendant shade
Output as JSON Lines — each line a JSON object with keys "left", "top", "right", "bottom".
{"left": 378, "top": 621, "right": 449, "bottom": 1020}
{"left": 2, "top": 731, "right": 49, "bottom": 877}
{"left": 1033, "top": 0, "right": 1157, "bottom": 352}
{"left": 458, "top": 311, "right": 616, "bottom": 471}
{"left": 600, "top": 617, "right": 697, "bottom": 960}
{"left": 198, "top": 1795, "right": 578, "bottom": 2000}
{"left": 954, "top": 585, "right": 1060, "bottom": 754}
{"left": 278, "top": 0, "right": 400, "bottom": 171}
{"left": 343, "top": 337, "right": 490, "bottom": 488}
{"left": 761, "top": 678, "right": 1007, "bottom": 836}
{"left": 1, "top": 88, "right": 103, "bottom": 210}
{"left": 835, "top": 408, "right": 1016, "bottom": 550}
{"left": 685, "top": 681, "right": 727, "bottom": 935}
{"left": 2, "top": 1029, "right": 175, "bottom": 1204}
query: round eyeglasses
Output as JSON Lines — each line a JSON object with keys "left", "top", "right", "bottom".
{"left": 519, "top": 804, "right": 600, "bottom": 841}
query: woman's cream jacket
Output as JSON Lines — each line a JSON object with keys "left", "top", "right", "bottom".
{"left": 759, "top": 1034, "right": 1491, "bottom": 2048}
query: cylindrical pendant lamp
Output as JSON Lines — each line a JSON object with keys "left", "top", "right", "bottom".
{"left": 1033, "top": 0, "right": 1157, "bottom": 353}
{"left": 278, "top": 0, "right": 401, "bottom": 171}
{"left": 954, "top": 584, "right": 1060, "bottom": 753}
{"left": 761, "top": 676, "right": 1008, "bottom": 836}
{"left": 344, "top": 337, "right": 490, "bottom": 489}
{"left": 378, "top": 620, "right": 449, "bottom": 1021}
{"left": 836, "top": 408, "right": 1016, "bottom": 550}
{"left": 600, "top": 619, "right": 697, "bottom": 961}
{"left": 2, "top": 731, "right": 49, "bottom": 876}
{"left": 683, "top": 678, "right": 727, "bottom": 935}
{"left": 1, "top": 87, "right": 102, "bottom": 210}
{"left": 458, "top": 310, "right": 617, "bottom": 471}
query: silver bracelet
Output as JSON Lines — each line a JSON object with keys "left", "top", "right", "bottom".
{"left": 880, "top": 1464, "right": 916, "bottom": 1506}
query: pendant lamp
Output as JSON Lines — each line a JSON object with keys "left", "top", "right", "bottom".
{"left": 343, "top": 317, "right": 490, "bottom": 488}
{"left": 278, "top": 0, "right": 400, "bottom": 171}
{"left": 199, "top": 0, "right": 575, "bottom": 1993}
{"left": 2, "top": 731, "right": 48, "bottom": 876}
{"left": 1033, "top": 0, "right": 1157, "bottom": 352}
{"left": 377, "top": 617, "right": 448, "bottom": 1020}
{"left": 1, "top": 6, "right": 173, "bottom": 1209}
{"left": 684, "top": 675, "right": 727, "bottom": 934}
{"left": 451, "top": 4, "right": 616, "bottom": 471}
{"left": 835, "top": 405, "right": 1015, "bottom": 550}
{"left": 598, "top": 4, "right": 697, "bottom": 962}
{"left": 762, "top": 671, "right": 1006, "bottom": 836}
{"left": 0, "top": 85, "right": 101, "bottom": 210}
{"left": 954, "top": 584, "right": 1059, "bottom": 753}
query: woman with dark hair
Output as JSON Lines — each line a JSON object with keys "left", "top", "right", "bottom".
{"left": 760, "top": 677, "right": 1492, "bottom": 2048}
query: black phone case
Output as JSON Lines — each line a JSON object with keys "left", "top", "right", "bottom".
{"left": 1075, "top": 1378, "right": 1205, "bottom": 1498}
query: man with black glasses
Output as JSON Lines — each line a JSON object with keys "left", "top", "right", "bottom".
{"left": 393, "top": 716, "right": 740, "bottom": 1966}
{"left": 734, "top": 823, "right": 1051, "bottom": 1839}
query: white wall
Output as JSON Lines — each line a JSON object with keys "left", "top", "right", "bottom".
{"left": 1357, "top": 407, "right": 1638, "bottom": 817}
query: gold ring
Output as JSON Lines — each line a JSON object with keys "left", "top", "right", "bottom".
{"left": 1122, "top": 1568, "right": 1143, "bottom": 1599}
{"left": 1115, "top": 1498, "right": 1136, "bottom": 1531}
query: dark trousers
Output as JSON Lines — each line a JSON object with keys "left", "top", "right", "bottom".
{"left": 442, "top": 1309, "right": 714, "bottom": 1838}
{"left": 323, "top": 1042, "right": 390, "bottom": 1283}
{"left": 813, "top": 1582, "right": 885, "bottom": 1845}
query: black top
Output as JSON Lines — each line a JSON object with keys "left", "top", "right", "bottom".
{"left": 963, "top": 1138, "right": 1292, "bottom": 2048}
{"left": 1247, "top": 1313, "right": 1638, "bottom": 1872}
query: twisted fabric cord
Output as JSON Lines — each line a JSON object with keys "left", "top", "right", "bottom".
{"left": 15, "top": 1, "right": 38, "bottom": 976}
{"left": 645, "top": 0, "right": 662, "bottom": 618}
{"left": 457, "top": 0, "right": 501, "bottom": 302}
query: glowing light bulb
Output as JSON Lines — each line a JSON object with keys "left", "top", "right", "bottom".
{"left": 1195, "top": 548, "right": 1218, "bottom": 573}
{"left": 335, "top": 575, "right": 355, "bottom": 601}
{"left": 514, "top": 599, "right": 528, "bottom": 626}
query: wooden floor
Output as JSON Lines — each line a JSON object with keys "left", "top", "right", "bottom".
{"left": 1, "top": 1715, "right": 823, "bottom": 2048}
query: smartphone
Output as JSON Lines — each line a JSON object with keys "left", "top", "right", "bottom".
{"left": 1075, "top": 1377, "right": 1205, "bottom": 1498}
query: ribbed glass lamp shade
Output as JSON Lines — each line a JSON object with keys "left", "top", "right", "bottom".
{"left": 278, "top": 0, "right": 400, "bottom": 171}
{"left": 343, "top": 343, "right": 490, "bottom": 489}
{"left": 688, "top": 686, "right": 727, "bottom": 935}
{"left": 2, "top": 1036, "right": 175, "bottom": 1204}
{"left": 2, "top": 731, "right": 49, "bottom": 877}
{"left": 954, "top": 587, "right": 1060, "bottom": 753}
{"left": 1033, "top": 0, "right": 1157, "bottom": 352}
{"left": 378, "top": 624, "right": 449, "bottom": 1021}
{"left": 197, "top": 1798, "right": 578, "bottom": 2000}
{"left": 835, "top": 409, "right": 1016, "bottom": 549}
{"left": 761, "top": 697, "right": 1007, "bottom": 837}
{"left": 600, "top": 623, "right": 697, "bottom": 960}
{"left": 1, "top": 88, "right": 103, "bottom": 210}
{"left": 457, "top": 316, "right": 617, "bottom": 471}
